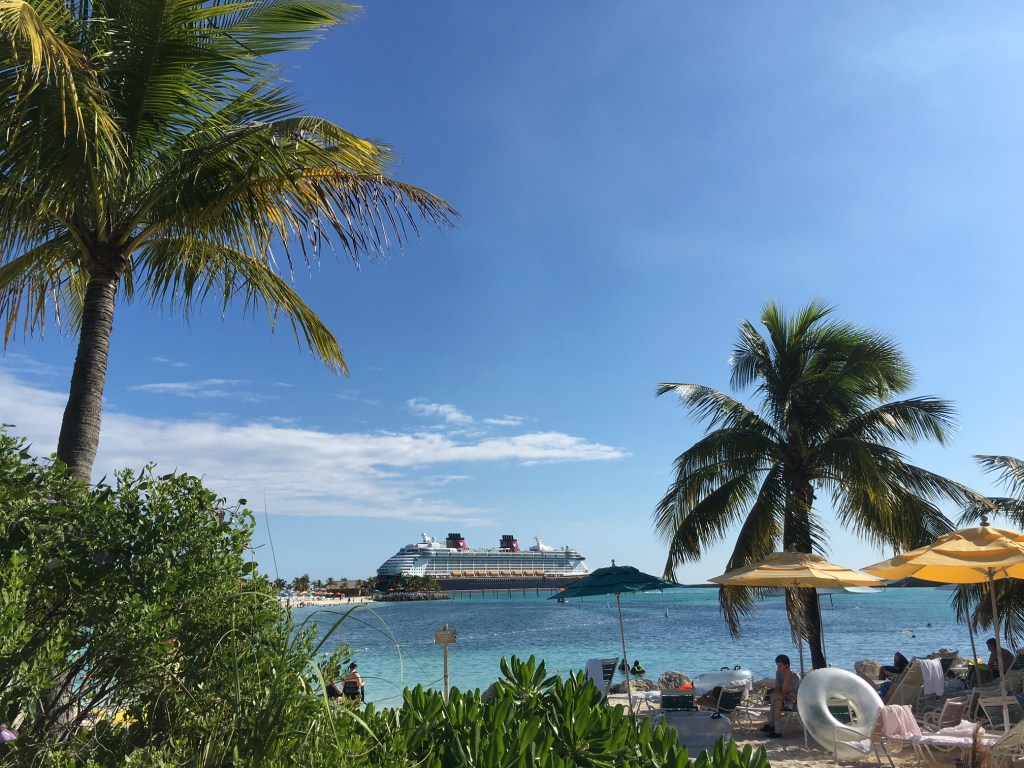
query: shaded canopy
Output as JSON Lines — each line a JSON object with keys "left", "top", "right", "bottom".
{"left": 550, "top": 564, "right": 681, "bottom": 600}
{"left": 863, "top": 524, "right": 1024, "bottom": 583}
{"left": 710, "top": 550, "right": 882, "bottom": 589}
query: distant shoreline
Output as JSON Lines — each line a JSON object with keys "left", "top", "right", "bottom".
{"left": 278, "top": 596, "right": 374, "bottom": 608}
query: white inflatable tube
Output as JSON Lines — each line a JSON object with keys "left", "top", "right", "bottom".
{"left": 796, "top": 668, "right": 882, "bottom": 760}
{"left": 692, "top": 666, "right": 753, "bottom": 693}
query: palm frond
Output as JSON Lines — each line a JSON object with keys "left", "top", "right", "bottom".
{"left": 0, "top": 237, "right": 83, "bottom": 342}
{"left": 976, "top": 456, "right": 1024, "bottom": 505}
{"left": 835, "top": 398, "right": 958, "bottom": 447}
{"left": 656, "top": 382, "right": 776, "bottom": 437}
{"left": 132, "top": 237, "right": 346, "bottom": 372}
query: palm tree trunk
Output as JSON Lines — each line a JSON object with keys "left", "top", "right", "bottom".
{"left": 802, "top": 588, "right": 826, "bottom": 669}
{"left": 56, "top": 273, "right": 118, "bottom": 482}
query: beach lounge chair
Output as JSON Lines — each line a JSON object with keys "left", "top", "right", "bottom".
{"left": 987, "top": 718, "right": 1024, "bottom": 767}
{"left": 660, "top": 692, "right": 696, "bottom": 711}
{"left": 715, "top": 686, "right": 745, "bottom": 716}
{"left": 978, "top": 694, "right": 1024, "bottom": 733}
{"left": 883, "top": 659, "right": 924, "bottom": 710}
{"left": 1003, "top": 649, "right": 1024, "bottom": 690}
{"left": 837, "top": 704, "right": 990, "bottom": 767}
{"left": 584, "top": 658, "right": 619, "bottom": 702}
{"left": 920, "top": 696, "right": 968, "bottom": 731}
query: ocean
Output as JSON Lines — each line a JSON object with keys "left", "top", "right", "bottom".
{"left": 294, "top": 587, "right": 979, "bottom": 707}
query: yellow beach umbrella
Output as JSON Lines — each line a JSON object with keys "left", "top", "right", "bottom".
{"left": 710, "top": 549, "right": 883, "bottom": 671}
{"left": 710, "top": 549, "right": 884, "bottom": 589}
{"left": 863, "top": 515, "right": 1024, "bottom": 727}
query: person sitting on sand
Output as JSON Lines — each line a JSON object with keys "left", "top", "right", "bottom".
{"left": 342, "top": 662, "right": 365, "bottom": 701}
{"left": 760, "top": 654, "right": 799, "bottom": 739}
{"left": 879, "top": 651, "right": 909, "bottom": 680}
{"left": 696, "top": 686, "right": 721, "bottom": 709}
{"left": 988, "top": 638, "right": 1015, "bottom": 678}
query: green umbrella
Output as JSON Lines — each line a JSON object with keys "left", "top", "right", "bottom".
{"left": 550, "top": 562, "right": 680, "bottom": 715}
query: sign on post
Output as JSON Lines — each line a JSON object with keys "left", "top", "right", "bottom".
{"left": 435, "top": 624, "right": 456, "bottom": 701}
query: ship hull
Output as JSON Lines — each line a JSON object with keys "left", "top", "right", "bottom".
{"left": 435, "top": 574, "right": 585, "bottom": 592}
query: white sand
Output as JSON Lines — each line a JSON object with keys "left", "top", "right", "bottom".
{"left": 605, "top": 695, "right": 924, "bottom": 767}
{"left": 277, "top": 596, "right": 374, "bottom": 607}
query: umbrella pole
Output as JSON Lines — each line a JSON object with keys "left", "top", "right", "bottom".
{"left": 616, "top": 592, "right": 634, "bottom": 718}
{"left": 967, "top": 612, "right": 979, "bottom": 674}
{"left": 816, "top": 590, "right": 826, "bottom": 665}
{"left": 988, "top": 572, "right": 1011, "bottom": 730}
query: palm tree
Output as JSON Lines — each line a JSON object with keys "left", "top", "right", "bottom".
{"left": 954, "top": 456, "right": 1024, "bottom": 645}
{"left": 0, "top": 1, "right": 456, "bottom": 481}
{"left": 655, "top": 300, "right": 978, "bottom": 668}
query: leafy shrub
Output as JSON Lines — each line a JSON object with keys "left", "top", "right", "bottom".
{"left": 367, "top": 655, "right": 771, "bottom": 768}
{"left": 0, "top": 430, "right": 376, "bottom": 767}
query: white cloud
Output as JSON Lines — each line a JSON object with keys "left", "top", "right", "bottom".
{"left": 131, "top": 379, "right": 275, "bottom": 403}
{"left": 407, "top": 398, "right": 474, "bottom": 424}
{"left": 484, "top": 415, "right": 525, "bottom": 426}
{"left": 0, "top": 370, "right": 626, "bottom": 523}
{"left": 152, "top": 356, "right": 188, "bottom": 368}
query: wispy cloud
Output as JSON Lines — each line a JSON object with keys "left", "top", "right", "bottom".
{"left": 0, "top": 371, "right": 626, "bottom": 523}
{"left": 131, "top": 379, "right": 275, "bottom": 403}
{"left": 152, "top": 356, "right": 188, "bottom": 368}
{"left": 484, "top": 415, "right": 525, "bottom": 426}
{"left": 408, "top": 398, "right": 474, "bottom": 424}
{"left": 0, "top": 353, "right": 65, "bottom": 379}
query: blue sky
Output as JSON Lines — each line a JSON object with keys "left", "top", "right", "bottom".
{"left": 3, "top": 3, "right": 1024, "bottom": 585}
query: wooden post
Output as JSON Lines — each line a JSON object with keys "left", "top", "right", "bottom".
{"left": 434, "top": 624, "right": 457, "bottom": 703}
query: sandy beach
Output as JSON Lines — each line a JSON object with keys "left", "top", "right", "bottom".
{"left": 605, "top": 694, "right": 921, "bottom": 767}
{"left": 277, "top": 596, "right": 375, "bottom": 608}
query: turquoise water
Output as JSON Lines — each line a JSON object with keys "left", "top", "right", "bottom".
{"left": 295, "top": 587, "right": 978, "bottom": 707}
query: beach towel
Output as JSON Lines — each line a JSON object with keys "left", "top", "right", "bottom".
{"left": 879, "top": 704, "right": 920, "bottom": 738}
{"left": 921, "top": 657, "right": 944, "bottom": 697}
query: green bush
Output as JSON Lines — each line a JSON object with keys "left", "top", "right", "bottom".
{"left": 0, "top": 430, "right": 376, "bottom": 767}
{"left": 366, "top": 655, "right": 771, "bottom": 768}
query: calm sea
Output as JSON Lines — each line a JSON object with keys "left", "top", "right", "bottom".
{"left": 294, "top": 587, "right": 979, "bottom": 707}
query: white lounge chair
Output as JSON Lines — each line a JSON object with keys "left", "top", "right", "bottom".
{"left": 584, "top": 657, "right": 618, "bottom": 702}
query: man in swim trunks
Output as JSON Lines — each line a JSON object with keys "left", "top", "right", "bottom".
{"left": 761, "top": 654, "right": 800, "bottom": 738}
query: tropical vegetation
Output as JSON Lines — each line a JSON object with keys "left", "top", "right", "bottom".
{"left": 0, "top": 428, "right": 362, "bottom": 765}
{"left": 655, "top": 300, "right": 980, "bottom": 668}
{"left": 0, "top": 0, "right": 456, "bottom": 482}
{"left": 364, "top": 655, "right": 770, "bottom": 768}
{"left": 0, "top": 429, "right": 769, "bottom": 767}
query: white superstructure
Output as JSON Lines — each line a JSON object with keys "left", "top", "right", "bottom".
{"left": 376, "top": 532, "right": 588, "bottom": 580}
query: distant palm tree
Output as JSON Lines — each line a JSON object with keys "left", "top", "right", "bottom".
{"left": 655, "top": 300, "right": 978, "bottom": 668}
{"left": 0, "top": 1, "right": 456, "bottom": 481}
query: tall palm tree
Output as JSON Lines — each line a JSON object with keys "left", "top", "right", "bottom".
{"left": 0, "top": 1, "right": 456, "bottom": 481}
{"left": 655, "top": 300, "right": 978, "bottom": 668}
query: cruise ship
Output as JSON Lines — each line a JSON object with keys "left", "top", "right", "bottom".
{"left": 376, "top": 533, "right": 588, "bottom": 591}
